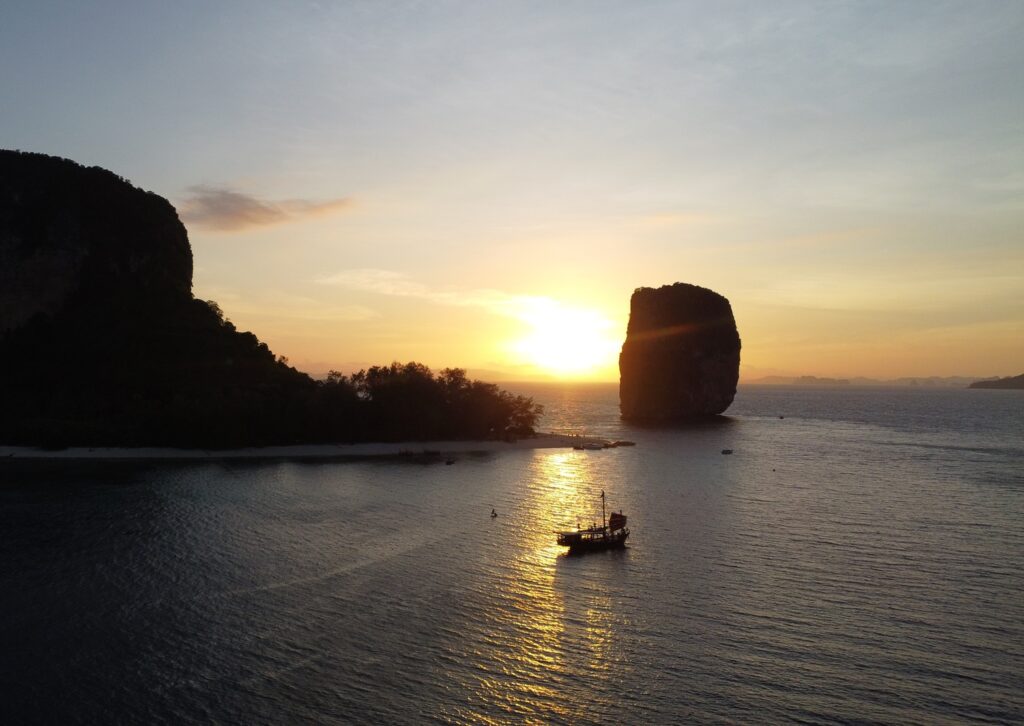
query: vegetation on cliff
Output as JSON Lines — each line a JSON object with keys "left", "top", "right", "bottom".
{"left": 0, "top": 150, "right": 541, "bottom": 447}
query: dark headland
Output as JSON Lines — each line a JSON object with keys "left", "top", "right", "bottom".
{"left": 619, "top": 282, "right": 741, "bottom": 421}
{"left": 969, "top": 374, "right": 1024, "bottom": 390}
{"left": 0, "top": 150, "right": 541, "bottom": 448}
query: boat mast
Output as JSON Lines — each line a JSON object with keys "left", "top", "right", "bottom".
{"left": 601, "top": 490, "right": 606, "bottom": 530}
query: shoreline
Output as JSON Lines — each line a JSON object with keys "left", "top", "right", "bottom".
{"left": 0, "top": 433, "right": 612, "bottom": 461}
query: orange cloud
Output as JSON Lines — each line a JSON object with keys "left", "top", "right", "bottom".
{"left": 178, "top": 186, "right": 352, "bottom": 231}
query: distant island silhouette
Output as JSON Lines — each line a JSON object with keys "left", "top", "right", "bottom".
{"left": 0, "top": 150, "right": 541, "bottom": 448}
{"left": 748, "top": 375, "right": 1009, "bottom": 388}
{"left": 747, "top": 375, "right": 850, "bottom": 386}
{"left": 969, "top": 374, "right": 1024, "bottom": 390}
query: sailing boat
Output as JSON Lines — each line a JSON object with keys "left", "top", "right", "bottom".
{"left": 555, "top": 490, "right": 629, "bottom": 553}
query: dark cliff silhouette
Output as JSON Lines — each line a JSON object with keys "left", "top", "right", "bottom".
{"left": 0, "top": 150, "right": 540, "bottom": 447}
{"left": 969, "top": 374, "right": 1024, "bottom": 390}
{"left": 619, "top": 282, "right": 741, "bottom": 421}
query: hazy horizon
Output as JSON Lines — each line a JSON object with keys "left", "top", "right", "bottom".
{"left": 295, "top": 362, "right": 1006, "bottom": 386}
{"left": 3, "top": 1, "right": 1022, "bottom": 381}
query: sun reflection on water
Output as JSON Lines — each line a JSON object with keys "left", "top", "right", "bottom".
{"left": 452, "top": 450, "right": 628, "bottom": 723}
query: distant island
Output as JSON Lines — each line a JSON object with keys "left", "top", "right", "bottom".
{"left": 748, "top": 375, "right": 997, "bottom": 388}
{"left": 0, "top": 150, "right": 541, "bottom": 448}
{"left": 751, "top": 375, "right": 851, "bottom": 386}
{"left": 968, "top": 374, "right": 1024, "bottom": 390}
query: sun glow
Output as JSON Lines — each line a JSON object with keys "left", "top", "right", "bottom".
{"left": 509, "top": 299, "right": 621, "bottom": 377}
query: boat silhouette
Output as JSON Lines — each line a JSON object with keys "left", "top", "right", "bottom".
{"left": 555, "top": 490, "right": 629, "bottom": 553}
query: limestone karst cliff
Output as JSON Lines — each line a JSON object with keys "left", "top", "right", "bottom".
{"left": 0, "top": 151, "right": 540, "bottom": 447}
{"left": 0, "top": 150, "right": 192, "bottom": 336}
{"left": 619, "top": 283, "right": 741, "bottom": 421}
{"left": 0, "top": 150, "right": 318, "bottom": 446}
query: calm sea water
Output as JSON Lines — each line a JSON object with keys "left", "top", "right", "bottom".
{"left": 2, "top": 385, "right": 1022, "bottom": 724}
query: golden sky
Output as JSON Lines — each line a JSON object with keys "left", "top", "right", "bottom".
{"left": 4, "top": 3, "right": 1022, "bottom": 380}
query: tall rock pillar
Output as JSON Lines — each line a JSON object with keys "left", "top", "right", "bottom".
{"left": 619, "top": 283, "right": 741, "bottom": 421}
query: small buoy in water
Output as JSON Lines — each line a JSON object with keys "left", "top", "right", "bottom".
{"left": 779, "top": 415, "right": 785, "bottom": 419}
{"left": 721, "top": 449, "right": 733, "bottom": 455}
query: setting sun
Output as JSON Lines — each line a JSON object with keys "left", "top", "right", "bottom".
{"left": 509, "top": 298, "right": 622, "bottom": 377}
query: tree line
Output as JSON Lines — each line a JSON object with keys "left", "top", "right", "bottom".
{"left": 0, "top": 296, "right": 542, "bottom": 449}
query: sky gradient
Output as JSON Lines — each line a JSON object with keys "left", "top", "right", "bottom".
{"left": 3, "top": 1, "right": 1022, "bottom": 380}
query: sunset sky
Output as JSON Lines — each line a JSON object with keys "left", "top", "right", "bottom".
{"left": 3, "top": 1, "right": 1022, "bottom": 381}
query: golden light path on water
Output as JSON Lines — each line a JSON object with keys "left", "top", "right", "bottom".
{"left": 537, "top": 453, "right": 616, "bottom": 686}
{"left": 450, "top": 450, "right": 623, "bottom": 723}
{"left": 8, "top": 389, "right": 1024, "bottom": 723}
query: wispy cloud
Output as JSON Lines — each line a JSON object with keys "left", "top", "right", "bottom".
{"left": 317, "top": 268, "right": 520, "bottom": 314}
{"left": 318, "top": 269, "right": 623, "bottom": 373}
{"left": 197, "top": 286, "right": 379, "bottom": 322}
{"left": 179, "top": 186, "right": 352, "bottom": 232}
{"left": 636, "top": 212, "right": 720, "bottom": 228}
{"left": 318, "top": 269, "right": 433, "bottom": 298}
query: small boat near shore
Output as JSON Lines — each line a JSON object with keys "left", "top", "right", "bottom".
{"left": 555, "top": 491, "right": 629, "bottom": 554}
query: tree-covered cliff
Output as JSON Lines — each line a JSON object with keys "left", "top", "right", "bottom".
{"left": 0, "top": 150, "right": 540, "bottom": 447}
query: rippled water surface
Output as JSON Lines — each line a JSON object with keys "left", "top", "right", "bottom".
{"left": 2, "top": 385, "right": 1023, "bottom": 723}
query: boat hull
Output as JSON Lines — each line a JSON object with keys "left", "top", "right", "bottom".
{"left": 558, "top": 528, "right": 629, "bottom": 554}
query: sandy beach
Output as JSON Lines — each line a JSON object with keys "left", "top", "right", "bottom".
{"left": 0, "top": 433, "right": 615, "bottom": 461}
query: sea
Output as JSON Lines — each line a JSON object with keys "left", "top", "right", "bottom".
{"left": 2, "top": 384, "right": 1022, "bottom": 724}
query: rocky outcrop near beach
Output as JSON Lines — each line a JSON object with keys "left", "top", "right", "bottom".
{"left": 619, "top": 282, "right": 740, "bottom": 421}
